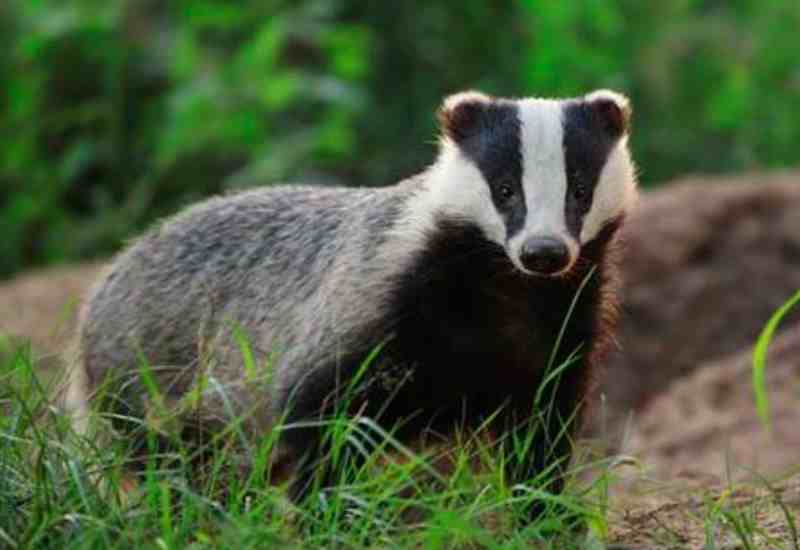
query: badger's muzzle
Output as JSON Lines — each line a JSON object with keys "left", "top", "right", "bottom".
{"left": 519, "top": 236, "right": 570, "bottom": 276}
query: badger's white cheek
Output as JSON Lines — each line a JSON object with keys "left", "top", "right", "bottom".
{"left": 580, "top": 145, "right": 637, "bottom": 243}
{"left": 478, "top": 207, "right": 507, "bottom": 246}
{"left": 424, "top": 150, "right": 507, "bottom": 246}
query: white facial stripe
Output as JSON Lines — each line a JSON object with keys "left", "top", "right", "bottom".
{"left": 505, "top": 99, "right": 577, "bottom": 270}
{"left": 517, "top": 99, "right": 569, "bottom": 237}
{"left": 580, "top": 138, "right": 637, "bottom": 242}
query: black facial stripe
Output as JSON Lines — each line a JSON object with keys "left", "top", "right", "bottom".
{"left": 453, "top": 102, "right": 526, "bottom": 239}
{"left": 562, "top": 101, "right": 620, "bottom": 238}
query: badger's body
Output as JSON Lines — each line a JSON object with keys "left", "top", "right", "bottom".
{"left": 68, "top": 90, "right": 637, "bottom": 510}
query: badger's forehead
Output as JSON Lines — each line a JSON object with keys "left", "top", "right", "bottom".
{"left": 516, "top": 98, "right": 565, "bottom": 166}
{"left": 514, "top": 99, "right": 567, "bottom": 221}
{"left": 453, "top": 97, "right": 616, "bottom": 179}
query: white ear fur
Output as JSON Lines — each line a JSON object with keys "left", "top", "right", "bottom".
{"left": 585, "top": 89, "right": 631, "bottom": 115}
{"left": 585, "top": 89, "right": 632, "bottom": 135}
{"left": 443, "top": 90, "right": 491, "bottom": 109}
{"left": 437, "top": 91, "right": 493, "bottom": 143}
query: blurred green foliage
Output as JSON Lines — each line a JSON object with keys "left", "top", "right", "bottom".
{"left": 1, "top": 0, "right": 799, "bottom": 278}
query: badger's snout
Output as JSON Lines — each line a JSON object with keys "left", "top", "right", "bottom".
{"left": 519, "top": 236, "right": 571, "bottom": 276}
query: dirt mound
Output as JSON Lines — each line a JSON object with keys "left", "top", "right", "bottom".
{"left": 625, "top": 321, "right": 800, "bottom": 481}
{"left": 0, "top": 263, "right": 103, "bottom": 363}
{"left": 599, "top": 170, "right": 800, "bottom": 426}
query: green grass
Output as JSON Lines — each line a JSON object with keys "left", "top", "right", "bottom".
{"left": 0, "top": 344, "right": 618, "bottom": 550}
{"left": 752, "top": 289, "right": 800, "bottom": 431}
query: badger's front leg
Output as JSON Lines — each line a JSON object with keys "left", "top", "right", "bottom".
{"left": 280, "top": 360, "right": 376, "bottom": 506}
{"left": 497, "top": 378, "right": 585, "bottom": 524}
{"left": 285, "top": 425, "right": 368, "bottom": 505}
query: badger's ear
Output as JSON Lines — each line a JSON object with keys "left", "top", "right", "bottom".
{"left": 437, "top": 91, "right": 492, "bottom": 143}
{"left": 585, "top": 89, "right": 632, "bottom": 138}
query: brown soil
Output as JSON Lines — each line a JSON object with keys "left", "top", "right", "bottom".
{"left": 625, "top": 323, "right": 800, "bottom": 481}
{"left": 607, "top": 322, "right": 800, "bottom": 548}
{"left": 608, "top": 475, "right": 800, "bottom": 548}
{"left": 0, "top": 262, "right": 103, "bottom": 369}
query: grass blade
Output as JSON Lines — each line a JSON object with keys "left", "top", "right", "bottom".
{"left": 752, "top": 289, "right": 800, "bottom": 431}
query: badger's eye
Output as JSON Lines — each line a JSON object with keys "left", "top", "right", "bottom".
{"left": 573, "top": 181, "right": 588, "bottom": 200}
{"left": 497, "top": 180, "right": 515, "bottom": 201}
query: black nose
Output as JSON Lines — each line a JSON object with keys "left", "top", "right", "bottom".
{"left": 520, "top": 237, "right": 570, "bottom": 275}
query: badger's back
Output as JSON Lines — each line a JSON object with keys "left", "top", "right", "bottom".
{"left": 78, "top": 183, "right": 413, "bottom": 430}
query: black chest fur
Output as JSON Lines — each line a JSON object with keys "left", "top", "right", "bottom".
{"left": 358, "top": 218, "right": 617, "bottom": 433}
{"left": 280, "top": 216, "right": 621, "bottom": 504}
{"left": 281, "top": 217, "right": 620, "bottom": 440}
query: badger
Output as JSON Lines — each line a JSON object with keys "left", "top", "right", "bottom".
{"left": 65, "top": 89, "right": 637, "bottom": 517}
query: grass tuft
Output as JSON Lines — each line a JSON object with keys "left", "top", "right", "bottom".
{"left": 0, "top": 344, "right": 618, "bottom": 549}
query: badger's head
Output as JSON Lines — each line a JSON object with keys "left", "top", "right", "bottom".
{"left": 426, "top": 90, "right": 637, "bottom": 277}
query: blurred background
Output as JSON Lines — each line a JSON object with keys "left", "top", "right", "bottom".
{"left": 1, "top": 0, "right": 799, "bottom": 279}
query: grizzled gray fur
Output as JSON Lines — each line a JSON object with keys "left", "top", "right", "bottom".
{"left": 76, "top": 183, "right": 412, "bottom": 435}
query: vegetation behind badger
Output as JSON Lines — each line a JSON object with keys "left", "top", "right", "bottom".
{"left": 65, "top": 89, "right": 638, "bottom": 515}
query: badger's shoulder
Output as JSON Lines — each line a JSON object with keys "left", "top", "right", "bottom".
{"left": 83, "top": 181, "right": 418, "bottom": 336}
